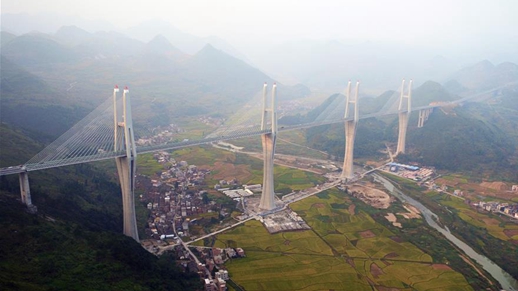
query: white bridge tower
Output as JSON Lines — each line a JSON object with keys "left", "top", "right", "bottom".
{"left": 396, "top": 79, "right": 412, "bottom": 155}
{"left": 341, "top": 81, "right": 360, "bottom": 181}
{"left": 113, "top": 85, "right": 139, "bottom": 241}
{"left": 259, "top": 83, "right": 278, "bottom": 211}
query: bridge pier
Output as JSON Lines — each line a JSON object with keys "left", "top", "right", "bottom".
{"left": 259, "top": 83, "right": 278, "bottom": 211}
{"left": 341, "top": 81, "right": 360, "bottom": 181}
{"left": 396, "top": 112, "right": 409, "bottom": 154}
{"left": 396, "top": 79, "right": 412, "bottom": 155}
{"left": 113, "top": 86, "right": 139, "bottom": 241}
{"left": 417, "top": 108, "right": 432, "bottom": 128}
{"left": 19, "top": 171, "right": 37, "bottom": 213}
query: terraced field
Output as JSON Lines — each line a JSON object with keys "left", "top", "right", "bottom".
{"left": 216, "top": 189, "right": 473, "bottom": 291}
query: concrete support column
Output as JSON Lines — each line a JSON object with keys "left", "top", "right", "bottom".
{"left": 340, "top": 81, "right": 360, "bottom": 181}
{"left": 417, "top": 108, "right": 432, "bottom": 128}
{"left": 259, "top": 83, "right": 278, "bottom": 211}
{"left": 19, "top": 172, "right": 32, "bottom": 206}
{"left": 396, "top": 112, "right": 409, "bottom": 154}
{"left": 341, "top": 120, "right": 357, "bottom": 180}
{"left": 259, "top": 133, "right": 276, "bottom": 210}
{"left": 396, "top": 79, "right": 412, "bottom": 156}
{"left": 19, "top": 172, "right": 37, "bottom": 213}
{"left": 114, "top": 86, "right": 139, "bottom": 241}
{"left": 116, "top": 156, "right": 138, "bottom": 240}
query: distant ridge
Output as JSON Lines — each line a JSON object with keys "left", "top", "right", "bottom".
{"left": 55, "top": 25, "right": 92, "bottom": 46}
{"left": 447, "top": 60, "right": 518, "bottom": 91}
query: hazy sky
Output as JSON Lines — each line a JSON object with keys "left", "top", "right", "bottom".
{"left": 3, "top": 0, "right": 517, "bottom": 42}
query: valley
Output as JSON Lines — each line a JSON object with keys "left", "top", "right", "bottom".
{"left": 2, "top": 8, "right": 518, "bottom": 291}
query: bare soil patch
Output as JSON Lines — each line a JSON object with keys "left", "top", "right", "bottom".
{"left": 349, "top": 183, "right": 392, "bottom": 209}
{"left": 312, "top": 203, "right": 325, "bottom": 208}
{"left": 504, "top": 229, "right": 518, "bottom": 238}
{"left": 376, "top": 287, "right": 401, "bottom": 291}
{"left": 348, "top": 203, "right": 356, "bottom": 215}
{"left": 384, "top": 213, "right": 402, "bottom": 228}
{"left": 359, "top": 230, "right": 376, "bottom": 238}
{"left": 370, "top": 262, "right": 384, "bottom": 279}
{"left": 432, "top": 264, "right": 452, "bottom": 271}
{"left": 398, "top": 204, "right": 421, "bottom": 219}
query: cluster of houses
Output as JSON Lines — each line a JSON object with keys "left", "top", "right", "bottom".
{"left": 135, "top": 124, "right": 184, "bottom": 146}
{"left": 179, "top": 247, "right": 246, "bottom": 291}
{"left": 473, "top": 201, "right": 518, "bottom": 218}
{"left": 198, "top": 116, "right": 225, "bottom": 127}
{"left": 141, "top": 151, "right": 220, "bottom": 240}
{"left": 386, "top": 162, "right": 435, "bottom": 181}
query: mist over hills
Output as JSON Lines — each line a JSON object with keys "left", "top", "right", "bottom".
{"left": 2, "top": 18, "right": 518, "bottom": 171}
{"left": 445, "top": 60, "right": 518, "bottom": 92}
{"left": 1, "top": 25, "right": 310, "bottom": 131}
{"left": 254, "top": 40, "right": 464, "bottom": 94}
{"left": 124, "top": 20, "right": 252, "bottom": 64}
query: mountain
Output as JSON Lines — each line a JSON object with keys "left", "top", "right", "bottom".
{"left": 1, "top": 28, "right": 309, "bottom": 130}
{"left": 72, "top": 31, "right": 145, "bottom": 58}
{"left": 54, "top": 25, "right": 92, "bottom": 46}
{"left": 142, "top": 34, "right": 186, "bottom": 61}
{"left": 443, "top": 79, "right": 468, "bottom": 95}
{"left": 0, "top": 31, "right": 17, "bottom": 46}
{"left": 0, "top": 56, "right": 90, "bottom": 140}
{"left": 446, "top": 60, "right": 518, "bottom": 91}
{"left": 279, "top": 78, "right": 518, "bottom": 179}
{"left": 399, "top": 100, "right": 518, "bottom": 179}
{"left": 1, "top": 33, "right": 80, "bottom": 66}
{"left": 184, "top": 44, "right": 274, "bottom": 99}
{"left": 412, "top": 81, "right": 458, "bottom": 107}
{"left": 125, "top": 20, "right": 251, "bottom": 64}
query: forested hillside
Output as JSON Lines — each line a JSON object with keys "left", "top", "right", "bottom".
{"left": 0, "top": 125, "right": 201, "bottom": 291}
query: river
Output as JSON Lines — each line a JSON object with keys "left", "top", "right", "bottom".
{"left": 372, "top": 173, "right": 518, "bottom": 291}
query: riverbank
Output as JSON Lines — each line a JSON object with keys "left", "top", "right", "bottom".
{"left": 373, "top": 172, "right": 518, "bottom": 291}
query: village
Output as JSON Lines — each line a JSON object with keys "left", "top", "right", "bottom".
{"left": 137, "top": 150, "right": 246, "bottom": 291}
{"left": 137, "top": 148, "right": 345, "bottom": 290}
{"left": 136, "top": 145, "right": 518, "bottom": 291}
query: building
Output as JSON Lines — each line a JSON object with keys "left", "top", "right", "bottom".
{"left": 215, "top": 270, "right": 229, "bottom": 280}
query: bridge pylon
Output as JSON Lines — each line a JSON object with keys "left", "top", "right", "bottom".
{"left": 396, "top": 79, "right": 412, "bottom": 155}
{"left": 341, "top": 81, "right": 360, "bottom": 181}
{"left": 113, "top": 86, "right": 139, "bottom": 241}
{"left": 259, "top": 83, "right": 278, "bottom": 211}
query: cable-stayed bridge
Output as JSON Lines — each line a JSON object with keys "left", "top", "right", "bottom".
{"left": 1, "top": 80, "right": 515, "bottom": 241}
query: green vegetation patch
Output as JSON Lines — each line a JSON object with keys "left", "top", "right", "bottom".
{"left": 216, "top": 188, "right": 472, "bottom": 290}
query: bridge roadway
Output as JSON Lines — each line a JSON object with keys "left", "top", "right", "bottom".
{"left": 1, "top": 81, "right": 515, "bottom": 177}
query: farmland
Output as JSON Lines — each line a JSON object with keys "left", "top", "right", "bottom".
{"left": 215, "top": 189, "right": 473, "bottom": 291}
{"left": 172, "top": 146, "right": 325, "bottom": 194}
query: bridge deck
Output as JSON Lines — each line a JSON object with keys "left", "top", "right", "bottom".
{"left": 1, "top": 82, "right": 515, "bottom": 177}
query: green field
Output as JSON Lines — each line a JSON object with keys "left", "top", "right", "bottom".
{"left": 425, "top": 191, "right": 518, "bottom": 241}
{"left": 170, "top": 146, "right": 325, "bottom": 194}
{"left": 215, "top": 189, "right": 472, "bottom": 291}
